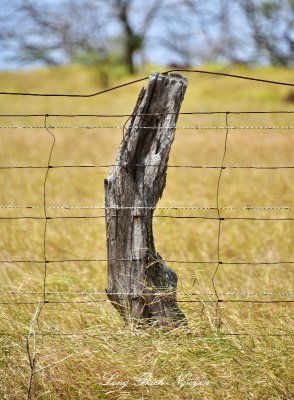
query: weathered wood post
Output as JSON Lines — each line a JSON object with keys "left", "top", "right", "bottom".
{"left": 105, "top": 72, "right": 187, "bottom": 327}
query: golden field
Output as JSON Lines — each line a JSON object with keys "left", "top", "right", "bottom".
{"left": 0, "top": 65, "right": 293, "bottom": 399}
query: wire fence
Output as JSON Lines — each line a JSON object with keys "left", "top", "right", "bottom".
{"left": 1, "top": 69, "right": 294, "bottom": 397}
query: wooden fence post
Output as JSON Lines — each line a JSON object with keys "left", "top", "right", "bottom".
{"left": 104, "top": 72, "right": 187, "bottom": 327}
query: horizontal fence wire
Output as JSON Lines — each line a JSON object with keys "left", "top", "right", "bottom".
{"left": 0, "top": 259, "right": 294, "bottom": 265}
{"left": 2, "top": 216, "right": 294, "bottom": 221}
{"left": 3, "top": 165, "right": 294, "bottom": 169}
{"left": 1, "top": 205, "right": 294, "bottom": 210}
{"left": 1, "top": 125, "right": 294, "bottom": 130}
{"left": 0, "top": 300, "right": 293, "bottom": 305}
{"left": 0, "top": 331, "right": 293, "bottom": 338}
{"left": 1, "top": 111, "right": 294, "bottom": 116}
{"left": 1, "top": 290, "right": 293, "bottom": 296}
{"left": 0, "top": 68, "right": 294, "bottom": 98}
{"left": 0, "top": 292, "right": 293, "bottom": 304}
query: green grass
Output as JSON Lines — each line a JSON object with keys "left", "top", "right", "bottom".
{"left": 0, "top": 64, "right": 294, "bottom": 399}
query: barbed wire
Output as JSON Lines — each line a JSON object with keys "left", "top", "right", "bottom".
{"left": 0, "top": 125, "right": 294, "bottom": 130}
{"left": 1, "top": 205, "right": 294, "bottom": 210}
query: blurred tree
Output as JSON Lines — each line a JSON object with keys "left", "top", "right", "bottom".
{"left": 0, "top": 0, "right": 293, "bottom": 71}
{"left": 238, "top": 0, "right": 294, "bottom": 66}
{"left": 0, "top": 0, "right": 108, "bottom": 66}
{"left": 167, "top": 0, "right": 294, "bottom": 66}
{"left": 0, "top": 0, "right": 167, "bottom": 74}
{"left": 106, "top": 0, "right": 152, "bottom": 74}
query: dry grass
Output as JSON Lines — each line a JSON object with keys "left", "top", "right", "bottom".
{"left": 0, "top": 65, "right": 294, "bottom": 399}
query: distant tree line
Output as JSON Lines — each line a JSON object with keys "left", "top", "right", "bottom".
{"left": 0, "top": 0, "right": 293, "bottom": 73}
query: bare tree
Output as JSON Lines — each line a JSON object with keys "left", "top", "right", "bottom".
{"left": 161, "top": 0, "right": 294, "bottom": 67}
{"left": 106, "top": 0, "right": 166, "bottom": 73}
{"left": 0, "top": 0, "right": 293, "bottom": 71}
{"left": 155, "top": 0, "right": 245, "bottom": 66}
{"left": 0, "top": 0, "right": 109, "bottom": 66}
{"left": 0, "top": 0, "right": 169, "bottom": 73}
{"left": 239, "top": 0, "right": 294, "bottom": 66}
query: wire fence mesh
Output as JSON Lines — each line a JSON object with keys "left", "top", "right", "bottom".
{"left": 1, "top": 69, "right": 294, "bottom": 397}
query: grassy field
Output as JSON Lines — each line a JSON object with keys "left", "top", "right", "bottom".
{"left": 0, "top": 65, "right": 294, "bottom": 399}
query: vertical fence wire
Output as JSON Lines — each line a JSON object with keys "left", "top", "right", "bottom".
{"left": 26, "top": 115, "right": 56, "bottom": 399}
{"left": 212, "top": 112, "right": 230, "bottom": 330}
{"left": 43, "top": 115, "right": 56, "bottom": 300}
{"left": 26, "top": 301, "right": 43, "bottom": 400}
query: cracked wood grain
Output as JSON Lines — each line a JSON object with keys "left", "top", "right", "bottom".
{"left": 105, "top": 72, "right": 187, "bottom": 327}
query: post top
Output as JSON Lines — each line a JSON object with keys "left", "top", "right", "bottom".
{"left": 149, "top": 71, "right": 188, "bottom": 86}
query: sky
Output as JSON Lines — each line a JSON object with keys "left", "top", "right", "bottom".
{"left": 1, "top": 0, "right": 288, "bottom": 71}
{"left": 0, "top": 0, "right": 233, "bottom": 70}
